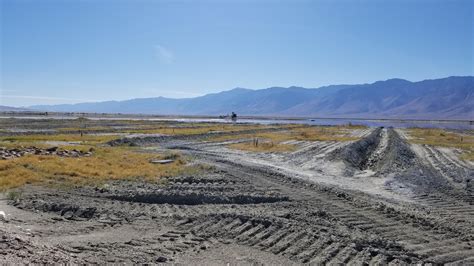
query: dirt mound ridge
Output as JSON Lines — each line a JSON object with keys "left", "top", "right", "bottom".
{"left": 328, "top": 128, "right": 418, "bottom": 175}
{"left": 12, "top": 199, "right": 97, "bottom": 220}
{"left": 99, "top": 176, "right": 289, "bottom": 205}
{"left": 328, "top": 127, "right": 383, "bottom": 170}
{"left": 378, "top": 128, "right": 417, "bottom": 173}
{"left": 108, "top": 191, "right": 289, "bottom": 205}
{"left": 0, "top": 146, "right": 92, "bottom": 159}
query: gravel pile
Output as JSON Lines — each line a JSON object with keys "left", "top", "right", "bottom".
{"left": 328, "top": 127, "right": 383, "bottom": 170}
{"left": 0, "top": 146, "right": 93, "bottom": 160}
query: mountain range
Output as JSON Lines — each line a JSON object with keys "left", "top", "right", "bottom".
{"left": 0, "top": 105, "right": 31, "bottom": 112}
{"left": 30, "top": 76, "right": 474, "bottom": 119}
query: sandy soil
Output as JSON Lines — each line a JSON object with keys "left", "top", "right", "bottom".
{"left": 1, "top": 121, "right": 474, "bottom": 265}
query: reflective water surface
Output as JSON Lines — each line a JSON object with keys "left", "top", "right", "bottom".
{"left": 1, "top": 115, "right": 472, "bottom": 130}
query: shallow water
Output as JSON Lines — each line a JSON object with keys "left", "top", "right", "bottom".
{"left": 295, "top": 118, "right": 474, "bottom": 130}
{"left": 109, "top": 117, "right": 473, "bottom": 130}
{"left": 1, "top": 115, "right": 472, "bottom": 130}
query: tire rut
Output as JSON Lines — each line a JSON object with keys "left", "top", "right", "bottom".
{"left": 191, "top": 149, "right": 473, "bottom": 264}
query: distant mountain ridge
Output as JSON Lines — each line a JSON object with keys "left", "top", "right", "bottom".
{"left": 0, "top": 105, "right": 31, "bottom": 112}
{"left": 31, "top": 76, "right": 474, "bottom": 119}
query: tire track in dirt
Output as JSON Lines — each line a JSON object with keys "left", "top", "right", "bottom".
{"left": 7, "top": 125, "right": 473, "bottom": 264}
{"left": 184, "top": 129, "right": 474, "bottom": 264}
{"left": 283, "top": 141, "right": 352, "bottom": 167}
{"left": 189, "top": 157, "right": 440, "bottom": 263}
{"left": 176, "top": 213, "right": 415, "bottom": 264}
{"left": 423, "top": 145, "right": 469, "bottom": 184}
{"left": 405, "top": 137, "right": 473, "bottom": 206}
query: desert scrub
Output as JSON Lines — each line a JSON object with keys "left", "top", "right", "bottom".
{"left": 213, "top": 125, "right": 359, "bottom": 143}
{"left": 213, "top": 125, "right": 359, "bottom": 152}
{"left": 460, "top": 151, "right": 474, "bottom": 161}
{"left": 0, "top": 134, "right": 120, "bottom": 145}
{"left": 289, "top": 126, "right": 361, "bottom": 142}
{"left": 56, "top": 126, "right": 110, "bottom": 132}
{"left": 122, "top": 124, "right": 271, "bottom": 135}
{"left": 162, "top": 151, "right": 185, "bottom": 162}
{"left": 0, "top": 146, "right": 199, "bottom": 190}
{"left": 408, "top": 128, "right": 474, "bottom": 161}
{"left": 229, "top": 139, "right": 296, "bottom": 153}
{"left": 6, "top": 190, "right": 23, "bottom": 201}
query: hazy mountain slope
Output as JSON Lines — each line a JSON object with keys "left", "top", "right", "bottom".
{"left": 0, "top": 105, "right": 31, "bottom": 112}
{"left": 31, "top": 85, "right": 351, "bottom": 115}
{"left": 31, "top": 76, "right": 474, "bottom": 119}
{"left": 176, "top": 85, "right": 351, "bottom": 115}
{"left": 282, "top": 77, "right": 473, "bottom": 119}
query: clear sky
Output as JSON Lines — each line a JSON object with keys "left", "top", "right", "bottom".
{"left": 1, "top": 0, "right": 473, "bottom": 107}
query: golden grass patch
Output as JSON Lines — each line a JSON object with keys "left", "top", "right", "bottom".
{"left": 56, "top": 126, "right": 111, "bottom": 132}
{"left": 217, "top": 125, "right": 359, "bottom": 153}
{"left": 229, "top": 140, "right": 296, "bottom": 153}
{"left": 407, "top": 128, "right": 474, "bottom": 161}
{"left": 122, "top": 124, "right": 272, "bottom": 135}
{"left": 460, "top": 151, "right": 474, "bottom": 161}
{"left": 289, "top": 126, "right": 360, "bottom": 142}
{"left": 0, "top": 146, "right": 198, "bottom": 191}
{"left": 0, "top": 134, "right": 119, "bottom": 145}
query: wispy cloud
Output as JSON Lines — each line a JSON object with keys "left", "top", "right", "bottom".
{"left": 154, "top": 44, "right": 174, "bottom": 64}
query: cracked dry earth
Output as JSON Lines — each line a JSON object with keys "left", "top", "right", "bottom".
{"left": 2, "top": 126, "right": 474, "bottom": 265}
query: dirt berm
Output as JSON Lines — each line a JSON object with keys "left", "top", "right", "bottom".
{"left": 328, "top": 127, "right": 383, "bottom": 171}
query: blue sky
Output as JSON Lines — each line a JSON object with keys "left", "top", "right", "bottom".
{"left": 1, "top": 0, "right": 473, "bottom": 106}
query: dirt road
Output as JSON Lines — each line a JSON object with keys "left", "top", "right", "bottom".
{"left": 2, "top": 126, "right": 474, "bottom": 264}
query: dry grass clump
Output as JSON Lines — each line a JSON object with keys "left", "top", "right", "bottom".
{"left": 229, "top": 138, "right": 296, "bottom": 153}
{"left": 408, "top": 128, "right": 474, "bottom": 161}
{"left": 123, "top": 124, "right": 271, "bottom": 135}
{"left": 221, "top": 125, "right": 359, "bottom": 153}
{"left": 289, "top": 126, "right": 360, "bottom": 142}
{"left": 51, "top": 123, "right": 270, "bottom": 136}
{"left": 56, "top": 126, "right": 110, "bottom": 132}
{"left": 213, "top": 125, "right": 359, "bottom": 143}
{"left": 335, "top": 122, "right": 367, "bottom": 129}
{"left": 162, "top": 151, "right": 185, "bottom": 162}
{"left": 0, "top": 146, "right": 197, "bottom": 190}
{"left": 0, "top": 134, "right": 119, "bottom": 145}
{"left": 461, "top": 151, "right": 474, "bottom": 161}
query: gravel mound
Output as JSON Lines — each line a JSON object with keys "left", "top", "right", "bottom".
{"left": 328, "top": 127, "right": 383, "bottom": 170}
{"left": 329, "top": 128, "right": 419, "bottom": 175}
{"left": 0, "top": 146, "right": 92, "bottom": 160}
{"left": 377, "top": 128, "right": 417, "bottom": 173}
